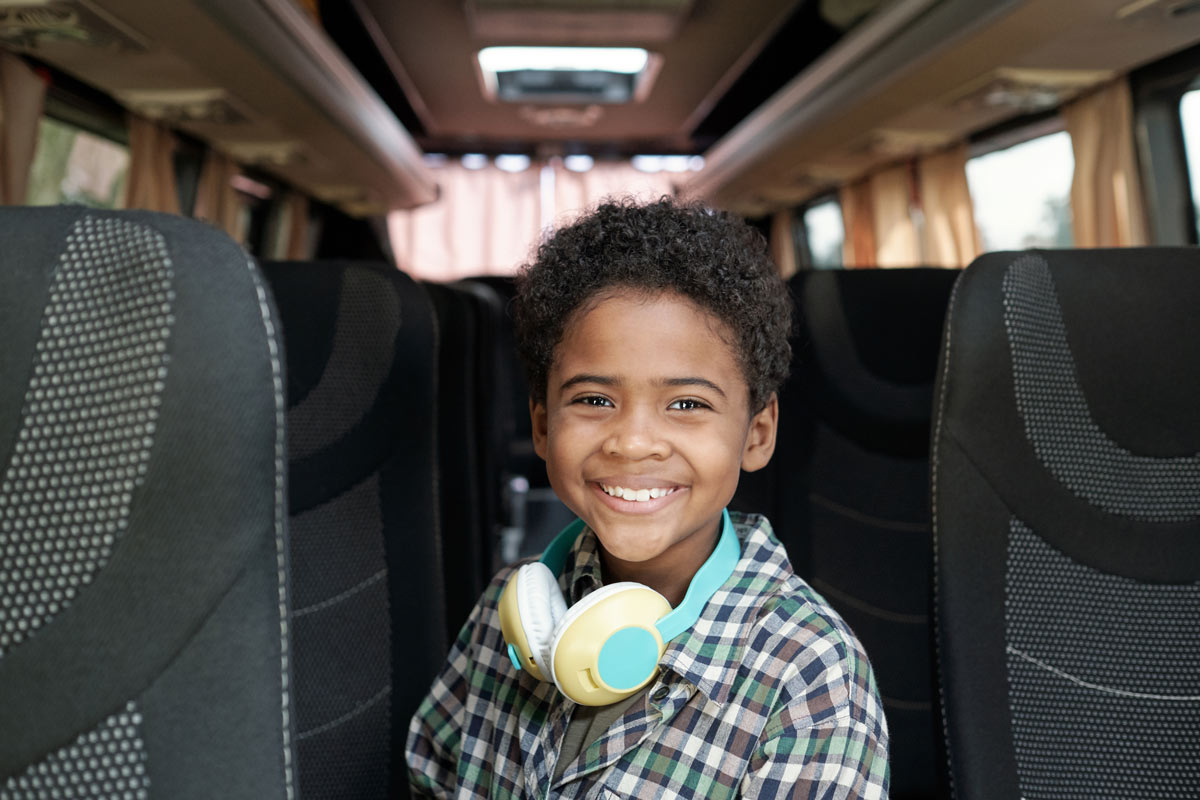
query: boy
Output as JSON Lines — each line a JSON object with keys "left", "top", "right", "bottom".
{"left": 407, "top": 198, "right": 889, "bottom": 798}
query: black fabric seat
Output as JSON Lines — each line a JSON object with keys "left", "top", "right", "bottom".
{"left": 932, "top": 249, "right": 1200, "bottom": 799}
{"left": 423, "top": 279, "right": 489, "bottom": 639}
{"left": 464, "top": 275, "right": 574, "bottom": 563}
{"left": 733, "top": 267, "right": 959, "bottom": 800}
{"left": 0, "top": 207, "right": 295, "bottom": 797}
{"left": 263, "top": 259, "right": 445, "bottom": 800}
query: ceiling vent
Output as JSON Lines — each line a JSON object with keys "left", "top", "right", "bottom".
{"left": 518, "top": 103, "right": 604, "bottom": 127}
{"left": 0, "top": 0, "right": 145, "bottom": 51}
{"left": 948, "top": 68, "right": 1114, "bottom": 114}
{"left": 863, "top": 128, "right": 958, "bottom": 157}
{"left": 465, "top": 0, "right": 695, "bottom": 43}
{"left": 114, "top": 88, "right": 251, "bottom": 125}
{"left": 221, "top": 140, "right": 307, "bottom": 167}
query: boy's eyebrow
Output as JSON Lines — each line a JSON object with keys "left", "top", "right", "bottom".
{"left": 660, "top": 377, "right": 727, "bottom": 399}
{"left": 560, "top": 373, "right": 618, "bottom": 391}
{"left": 560, "top": 373, "right": 728, "bottom": 399}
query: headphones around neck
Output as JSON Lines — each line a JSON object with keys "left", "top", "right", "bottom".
{"left": 498, "top": 509, "right": 739, "bottom": 706}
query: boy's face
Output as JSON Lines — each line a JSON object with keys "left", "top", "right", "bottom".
{"left": 531, "top": 290, "right": 777, "bottom": 590}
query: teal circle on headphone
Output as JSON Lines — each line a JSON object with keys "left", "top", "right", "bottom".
{"left": 597, "top": 626, "right": 660, "bottom": 690}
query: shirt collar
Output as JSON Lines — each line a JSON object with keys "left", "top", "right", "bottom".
{"left": 561, "top": 526, "right": 605, "bottom": 603}
{"left": 556, "top": 512, "right": 794, "bottom": 707}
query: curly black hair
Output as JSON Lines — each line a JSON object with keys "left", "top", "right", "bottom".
{"left": 513, "top": 196, "right": 792, "bottom": 413}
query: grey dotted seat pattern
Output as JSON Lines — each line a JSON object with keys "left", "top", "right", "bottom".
{"left": 932, "top": 249, "right": 1200, "bottom": 800}
{"left": 0, "top": 207, "right": 296, "bottom": 799}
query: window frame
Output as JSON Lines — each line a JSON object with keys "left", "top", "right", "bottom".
{"left": 798, "top": 193, "right": 844, "bottom": 271}
{"left": 1130, "top": 42, "right": 1200, "bottom": 246}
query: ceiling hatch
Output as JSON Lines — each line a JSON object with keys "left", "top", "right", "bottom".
{"left": 476, "top": 45, "right": 658, "bottom": 104}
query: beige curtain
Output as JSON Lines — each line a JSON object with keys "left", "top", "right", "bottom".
{"left": 390, "top": 162, "right": 542, "bottom": 279}
{"left": 388, "top": 160, "right": 676, "bottom": 280}
{"left": 0, "top": 51, "right": 47, "bottom": 204}
{"left": 839, "top": 178, "right": 876, "bottom": 267}
{"left": 193, "top": 148, "right": 243, "bottom": 240}
{"left": 871, "top": 164, "right": 920, "bottom": 267}
{"left": 918, "top": 144, "right": 980, "bottom": 267}
{"left": 124, "top": 115, "right": 180, "bottom": 214}
{"left": 552, "top": 161, "right": 676, "bottom": 227}
{"left": 1062, "top": 79, "right": 1149, "bottom": 247}
{"left": 769, "top": 208, "right": 797, "bottom": 278}
{"left": 277, "top": 190, "right": 310, "bottom": 260}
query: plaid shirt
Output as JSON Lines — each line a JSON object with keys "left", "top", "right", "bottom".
{"left": 407, "top": 512, "right": 889, "bottom": 799}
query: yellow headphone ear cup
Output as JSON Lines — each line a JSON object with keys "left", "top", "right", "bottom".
{"left": 518, "top": 562, "right": 567, "bottom": 675}
{"left": 550, "top": 583, "right": 671, "bottom": 706}
{"left": 498, "top": 563, "right": 566, "bottom": 682}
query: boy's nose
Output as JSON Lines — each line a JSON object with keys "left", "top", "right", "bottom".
{"left": 602, "top": 413, "right": 670, "bottom": 460}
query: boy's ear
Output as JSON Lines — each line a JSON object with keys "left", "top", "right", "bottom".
{"left": 741, "top": 393, "right": 779, "bottom": 473}
{"left": 530, "top": 397, "right": 549, "bottom": 461}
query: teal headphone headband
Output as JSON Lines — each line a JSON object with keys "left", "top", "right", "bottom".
{"left": 538, "top": 508, "right": 739, "bottom": 643}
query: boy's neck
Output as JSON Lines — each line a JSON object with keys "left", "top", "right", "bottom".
{"left": 596, "top": 523, "right": 721, "bottom": 607}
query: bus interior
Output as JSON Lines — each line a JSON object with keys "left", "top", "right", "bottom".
{"left": 1, "top": 0, "right": 1199, "bottom": 797}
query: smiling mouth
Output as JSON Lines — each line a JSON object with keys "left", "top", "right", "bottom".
{"left": 599, "top": 484, "right": 679, "bottom": 503}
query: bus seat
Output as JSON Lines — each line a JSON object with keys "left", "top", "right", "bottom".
{"left": 0, "top": 207, "right": 295, "bottom": 796}
{"left": 733, "top": 267, "right": 959, "bottom": 800}
{"left": 262, "top": 259, "right": 445, "bottom": 800}
{"left": 423, "top": 280, "right": 490, "bottom": 639}
{"left": 453, "top": 279, "right": 511, "bottom": 572}
{"left": 463, "top": 276, "right": 576, "bottom": 563}
{"left": 932, "top": 249, "right": 1200, "bottom": 799}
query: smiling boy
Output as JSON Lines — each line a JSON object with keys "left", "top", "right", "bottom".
{"left": 407, "top": 198, "right": 889, "bottom": 798}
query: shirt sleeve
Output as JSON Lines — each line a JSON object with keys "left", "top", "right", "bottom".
{"left": 738, "top": 632, "right": 890, "bottom": 799}
{"left": 405, "top": 571, "right": 509, "bottom": 799}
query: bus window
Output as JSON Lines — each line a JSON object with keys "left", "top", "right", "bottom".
{"left": 26, "top": 116, "right": 128, "bottom": 209}
{"left": 1177, "top": 89, "right": 1200, "bottom": 238}
{"left": 966, "top": 129, "right": 1074, "bottom": 251}
{"left": 802, "top": 198, "right": 844, "bottom": 269}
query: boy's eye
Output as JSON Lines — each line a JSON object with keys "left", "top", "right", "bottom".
{"left": 668, "top": 398, "right": 709, "bottom": 411}
{"left": 575, "top": 395, "right": 613, "bottom": 408}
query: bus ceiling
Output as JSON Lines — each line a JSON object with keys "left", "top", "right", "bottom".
{"left": 2, "top": 0, "right": 1200, "bottom": 217}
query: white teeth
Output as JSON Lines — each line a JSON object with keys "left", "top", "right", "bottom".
{"left": 601, "top": 484, "right": 675, "bottom": 502}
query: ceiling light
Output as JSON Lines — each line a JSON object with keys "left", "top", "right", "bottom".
{"left": 494, "top": 154, "right": 531, "bottom": 172}
{"left": 632, "top": 154, "right": 706, "bottom": 173}
{"left": 477, "top": 46, "right": 656, "bottom": 104}
{"left": 479, "top": 46, "right": 648, "bottom": 74}
{"left": 564, "top": 154, "right": 594, "bottom": 172}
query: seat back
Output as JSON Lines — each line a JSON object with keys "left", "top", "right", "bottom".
{"left": 734, "top": 267, "right": 958, "bottom": 799}
{"left": 263, "top": 259, "right": 446, "bottom": 800}
{"left": 0, "top": 207, "right": 295, "bottom": 797}
{"left": 423, "top": 279, "right": 488, "bottom": 638}
{"left": 932, "top": 249, "right": 1200, "bottom": 799}
{"left": 463, "top": 275, "right": 575, "bottom": 562}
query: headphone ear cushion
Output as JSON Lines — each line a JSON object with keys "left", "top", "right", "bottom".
{"left": 515, "top": 562, "right": 568, "bottom": 675}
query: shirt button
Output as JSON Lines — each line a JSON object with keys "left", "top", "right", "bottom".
{"left": 651, "top": 686, "right": 669, "bottom": 702}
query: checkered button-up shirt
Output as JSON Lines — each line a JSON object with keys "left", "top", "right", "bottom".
{"left": 407, "top": 512, "right": 890, "bottom": 799}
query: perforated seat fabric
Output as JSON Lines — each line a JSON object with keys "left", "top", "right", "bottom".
{"left": 932, "top": 249, "right": 1200, "bottom": 799}
{"left": 733, "top": 267, "right": 958, "bottom": 800}
{"left": 262, "top": 260, "right": 445, "bottom": 800}
{"left": 0, "top": 207, "right": 295, "bottom": 797}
